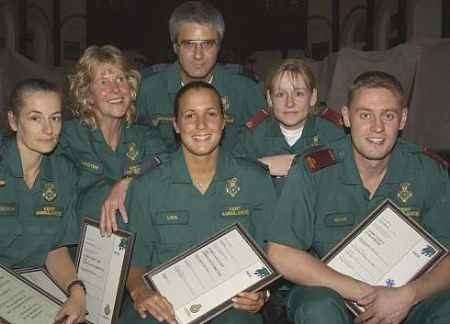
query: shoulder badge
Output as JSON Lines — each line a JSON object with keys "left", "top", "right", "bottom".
{"left": 319, "top": 107, "right": 344, "bottom": 128}
{"left": 304, "top": 148, "right": 337, "bottom": 173}
{"left": 245, "top": 109, "right": 270, "bottom": 129}
{"left": 422, "top": 147, "right": 450, "bottom": 169}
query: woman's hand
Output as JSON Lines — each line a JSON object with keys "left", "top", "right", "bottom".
{"left": 131, "top": 285, "right": 177, "bottom": 324}
{"left": 100, "top": 177, "right": 132, "bottom": 235}
{"left": 54, "top": 288, "right": 86, "bottom": 324}
{"left": 232, "top": 291, "right": 268, "bottom": 313}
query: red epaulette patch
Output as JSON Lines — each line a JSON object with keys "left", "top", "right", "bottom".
{"left": 320, "top": 107, "right": 344, "bottom": 127}
{"left": 422, "top": 147, "right": 450, "bottom": 169}
{"left": 304, "top": 148, "right": 337, "bottom": 173}
{"left": 245, "top": 109, "right": 270, "bottom": 129}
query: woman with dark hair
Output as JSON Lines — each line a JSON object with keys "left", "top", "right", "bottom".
{"left": 0, "top": 78, "right": 86, "bottom": 323}
{"left": 119, "top": 81, "right": 276, "bottom": 324}
{"left": 58, "top": 45, "right": 167, "bottom": 221}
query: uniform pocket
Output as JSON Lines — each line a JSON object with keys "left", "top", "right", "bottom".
{"left": 152, "top": 210, "right": 194, "bottom": 245}
{"left": 0, "top": 203, "right": 22, "bottom": 247}
{"left": 314, "top": 211, "right": 356, "bottom": 257}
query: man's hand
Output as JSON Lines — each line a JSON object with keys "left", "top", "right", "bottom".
{"left": 354, "top": 285, "right": 416, "bottom": 324}
{"left": 100, "top": 177, "right": 132, "bottom": 235}
{"left": 131, "top": 285, "right": 176, "bottom": 324}
{"left": 232, "top": 291, "right": 267, "bottom": 313}
{"left": 54, "top": 287, "right": 86, "bottom": 324}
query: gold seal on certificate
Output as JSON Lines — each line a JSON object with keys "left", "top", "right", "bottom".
{"left": 323, "top": 199, "right": 448, "bottom": 314}
{"left": 0, "top": 264, "right": 62, "bottom": 324}
{"left": 143, "top": 223, "right": 281, "bottom": 324}
{"left": 76, "top": 218, "right": 135, "bottom": 324}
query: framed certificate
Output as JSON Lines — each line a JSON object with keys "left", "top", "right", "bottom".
{"left": 17, "top": 266, "right": 68, "bottom": 304}
{"left": 323, "top": 199, "right": 448, "bottom": 314}
{"left": 76, "top": 218, "right": 135, "bottom": 324}
{"left": 143, "top": 223, "right": 281, "bottom": 324}
{"left": 0, "top": 264, "right": 62, "bottom": 324}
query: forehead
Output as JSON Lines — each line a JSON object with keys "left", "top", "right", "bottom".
{"left": 21, "top": 91, "right": 61, "bottom": 113}
{"left": 272, "top": 71, "right": 308, "bottom": 90}
{"left": 179, "top": 88, "right": 220, "bottom": 109}
{"left": 350, "top": 87, "right": 402, "bottom": 110}
{"left": 91, "top": 63, "right": 124, "bottom": 79}
{"left": 177, "top": 22, "right": 219, "bottom": 41}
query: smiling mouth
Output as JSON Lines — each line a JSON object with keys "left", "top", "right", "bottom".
{"left": 107, "top": 97, "right": 125, "bottom": 104}
{"left": 367, "top": 138, "right": 385, "bottom": 145}
{"left": 192, "top": 134, "right": 212, "bottom": 141}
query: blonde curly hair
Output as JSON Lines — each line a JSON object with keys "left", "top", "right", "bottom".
{"left": 69, "top": 45, "right": 140, "bottom": 128}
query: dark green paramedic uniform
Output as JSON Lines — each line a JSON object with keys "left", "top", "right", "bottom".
{"left": 136, "top": 63, "right": 265, "bottom": 151}
{"left": 233, "top": 108, "right": 346, "bottom": 196}
{"left": 119, "top": 149, "right": 277, "bottom": 324}
{"left": 0, "top": 138, "right": 79, "bottom": 268}
{"left": 267, "top": 136, "right": 450, "bottom": 324}
{"left": 58, "top": 119, "right": 167, "bottom": 221}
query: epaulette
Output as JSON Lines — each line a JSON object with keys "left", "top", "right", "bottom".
{"left": 422, "top": 147, "right": 450, "bottom": 170}
{"left": 245, "top": 109, "right": 270, "bottom": 129}
{"left": 304, "top": 148, "right": 337, "bottom": 173}
{"left": 319, "top": 107, "right": 344, "bottom": 128}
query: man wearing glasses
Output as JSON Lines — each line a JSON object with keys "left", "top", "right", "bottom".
{"left": 136, "top": 1, "right": 265, "bottom": 150}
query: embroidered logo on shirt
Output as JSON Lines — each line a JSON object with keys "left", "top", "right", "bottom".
{"left": 312, "top": 135, "right": 320, "bottom": 146}
{"left": 225, "top": 177, "right": 240, "bottom": 198}
{"left": 397, "top": 182, "right": 413, "bottom": 204}
{"left": 81, "top": 161, "right": 100, "bottom": 171}
{"left": 127, "top": 142, "right": 139, "bottom": 161}
{"left": 42, "top": 183, "right": 57, "bottom": 202}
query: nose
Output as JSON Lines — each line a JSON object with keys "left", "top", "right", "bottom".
{"left": 42, "top": 119, "right": 54, "bottom": 135}
{"left": 193, "top": 44, "right": 204, "bottom": 60}
{"left": 196, "top": 115, "right": 207, "bottom": 129}
{"left": 111, "top": 81, "right": 120, "bottom": 93}
{"left": 371, "top": 115, "right": 385, "bottom": 132}
{"left": 286, "top": 94, "right": 295, "bottom": 108}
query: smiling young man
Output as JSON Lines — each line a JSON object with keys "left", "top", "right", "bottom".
{"left": 266, "top": 71, "right": 450, "bottom": 324}
{"left": 136, "top": 1, "right": 265, "bottom": 151}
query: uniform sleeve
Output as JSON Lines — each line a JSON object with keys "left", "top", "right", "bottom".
{"left": 232, "top": 128, "right": 261, "bottom": 161}
{"left": 136, "top": 79, "right": 151, "bottom": 120}
{"left": 125, "top": 176, "right": 155, "bottom": 267}
{"left": 266, "top": 162, "right": 317, "bottom": 251}
{"left": 141, "top": 125, "right": 172, "bottom": 164}
{"left": 244, "top": 80, "right": 265, "bottom": 118}
{"left": 421, "top": 168, "right": 450, "bottom": 249}
{"left": 55, "top": 124, "right": 76, "bottom": 162}
{"left": 250, "top": 171, "right": 276, "bottom": 247}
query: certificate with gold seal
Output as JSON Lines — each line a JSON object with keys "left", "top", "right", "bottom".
{"left": 143, "top": 223, "right": 281, "bottom": 324}
{"left": 323, "top": 199, "right": 448, "bottom": 314}
{"left": 76, "top": 218, "right": 135, "bottom": 324}
{"left": 0, "top": 264, "right": 62, "bottom": 324}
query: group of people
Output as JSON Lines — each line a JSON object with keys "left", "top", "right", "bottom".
{"left": 1, "top": 1, "right": 449, "bottom": 324}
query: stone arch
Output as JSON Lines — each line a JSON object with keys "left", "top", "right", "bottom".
{"left": 26, "top": 3, "right": 52, "bottom": 65}
{"left": 60, "top": 14, "right": 86, "bottom": 63}
{"left": 373, "top": 0, "right": 397, "bottom": 50}
{"left": 0, "top": 1, "right": 17, "bottom": 50}
{"left": 306, "top": 15, "right": 332, "bottom": 60}
{"left": 340, "top": 6, "right": 367, "bottom": 49}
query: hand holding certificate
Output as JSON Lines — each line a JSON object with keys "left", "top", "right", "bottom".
{"left": 323, "top": 199, "right": 448, "bottom": 314}
{"left": 143, "top": 224, "right": 281, "bottom": 324}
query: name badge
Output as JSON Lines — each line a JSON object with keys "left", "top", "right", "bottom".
{"left": 221, "top": 206, "right": 250, "bottom": 217}
{"left": 153, "top": 210, "right": 190, "bottom": 225}
{"left": 80, "top": 160, "right": 103, "bottom": 174}
{"left": 399, "top": 207, "right": 421, "bottom": 220}
{"left": 0, "top": 203, "right": 16, "bottom": 216}
{"left": 34, "top": 206, "right": 63, "bottom": 217}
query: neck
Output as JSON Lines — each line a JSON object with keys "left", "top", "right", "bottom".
{"left": 183, "top": 147, "right": 219, "bottom": 193}
{"left": 17, "top": 140, "right": 43, "bottom": 189}
{"left": 180, "top": 70, "right": 213, "bottom": 85}
{"left": 98, "top": 118, "right": 122, "bottom": 151}
{"left": 354, "top": 151, "right": 390, "bottom": 198}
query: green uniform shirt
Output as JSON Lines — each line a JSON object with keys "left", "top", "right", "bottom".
{"left": 267, "top": 136, "right": 450, "bottom": 258}
{"left": 0, "top": 138, "right": 79, "bottom": 268}
{"left": 136, "top": 63, "right": 265, "bottom": 151}
{"left": 126, "top": 149, "right": 276, "bottom": 268}
{"left": 58, "top": 119, "right": 167, "bottom": 219}
{"left": 233, "top": 114, "right": 346, "bottom": 159}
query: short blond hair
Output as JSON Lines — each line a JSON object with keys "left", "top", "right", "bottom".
{"left": 69, "top": 45, "right": 140, "bottom": 128}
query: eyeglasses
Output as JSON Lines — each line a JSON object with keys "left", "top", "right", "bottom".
{"left": 177, "top": 39, "right": 218, "bottom": 52}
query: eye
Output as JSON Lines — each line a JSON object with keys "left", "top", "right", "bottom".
{"left": 184, "top": 112, "right": 194, "bottom": 119}
{"left": 116, "top": 75, "right": 126, "bottom": 83}
{"left": 207, "top": 110, "right": 219, "bottom": 117}
{"left": 202, "top": 40, "right": 217, "bottom": 49}
{"left": 294, "top": 90, "right": 305, "bottom": 97}
{"left": 383, "top": 112, "right": 396, "bottom": 121}
{"left": 360, "top": 112, "right": 371, "bottom": 120}
{"left": 273, "top": 91, "right": 284, "bottom": 98}
{"left": 29, "top": 115, "right": 41, "bottom": 122}
{"left": 51, "top": 115, "right": 62, "bottom": 122}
